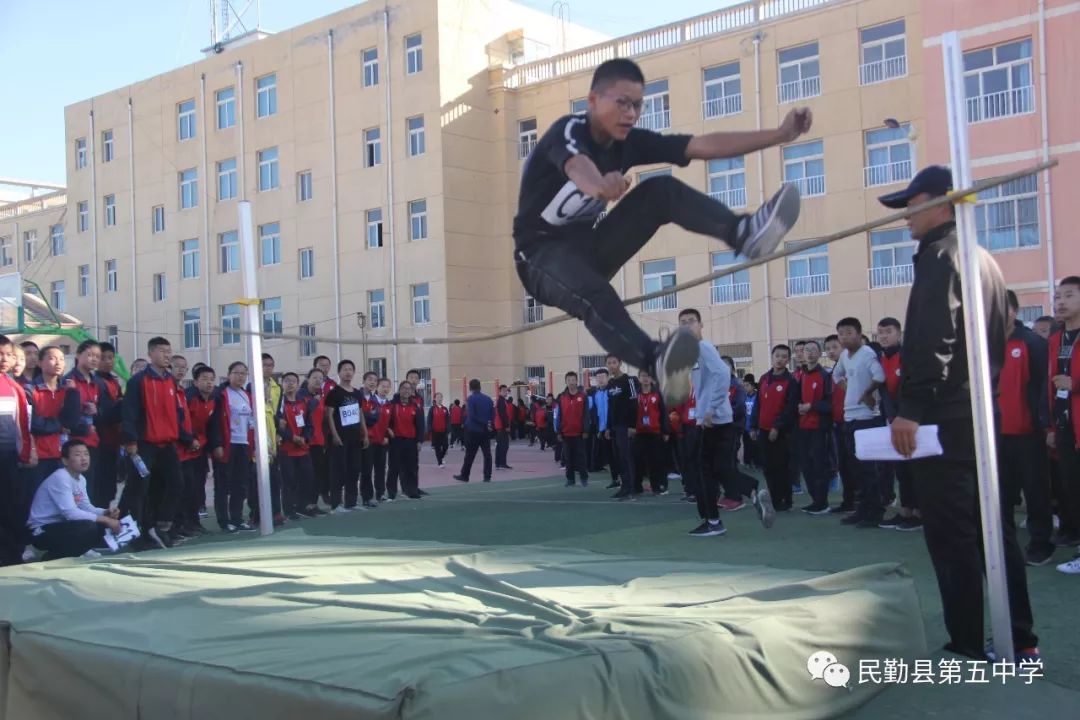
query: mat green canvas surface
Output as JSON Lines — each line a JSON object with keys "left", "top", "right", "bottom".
{"left": 0, "top": 532, "right": 924, "bottom": 719}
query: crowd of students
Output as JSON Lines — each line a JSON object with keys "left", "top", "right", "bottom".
{"left": 1, "top": 277, "right": 1079, "bottom": 577}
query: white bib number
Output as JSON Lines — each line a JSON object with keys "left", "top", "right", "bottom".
{"left": 642, "top": 416, "right": 651, "bottom": 426}
{"left": 340, "top": 404, "right": 360, "bottom": 427}
{"left": 688, "top": 408, "right": 697, "bottom": 420}
{"left": 294, "top": 413, "right": 305, "bottom": 428}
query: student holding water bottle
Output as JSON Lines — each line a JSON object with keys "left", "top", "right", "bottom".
{"left": 120, "top": 337, "right": 194, "bottom": 550}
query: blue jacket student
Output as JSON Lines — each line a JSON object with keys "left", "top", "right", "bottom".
{"left": 591, "top": 388, "right": 609, "bottom": 434}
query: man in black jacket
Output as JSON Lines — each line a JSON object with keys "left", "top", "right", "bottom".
{"left": 604, "top": 354, "right": 641, "bottom": 501}
{"left": 495, "top": 385, "right": 513, "bottom": 470}
{"left": 883, "top": 166, "right": 1038, "bottom": 662}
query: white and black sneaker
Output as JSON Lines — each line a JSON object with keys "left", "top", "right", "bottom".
{"left": 736, "top": 183, "right": 801, "bottom": 260}
{"left": 654, "top": 326, "right": 700, "bottom": 407}
{"left": 753, "top": 488, "right": 776, "bottom": 529}
{"left": 688, "top": 521, "right": 726, "bottom": 537}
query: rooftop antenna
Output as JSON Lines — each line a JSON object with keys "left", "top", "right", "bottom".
{"left": 209, "top": 0, "right": 262, "bottom": 53}
{"left": 552, "top": 1, "right": 570, "bottom": 54}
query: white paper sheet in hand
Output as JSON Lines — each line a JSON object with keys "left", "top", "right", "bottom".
{"left": 104, "top": 515, "right": 141, "bottom": 551}
{"left": 855, "top": 425, "right": 944, "bottom": 462}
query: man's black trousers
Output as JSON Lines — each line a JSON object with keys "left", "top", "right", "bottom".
{"left": 562, "top": 435, "right": 588, "bottom": 483}
{"left": 459, "top": 429, "right": 492, "bottom": 481}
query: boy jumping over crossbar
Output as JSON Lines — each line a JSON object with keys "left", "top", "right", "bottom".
{"left": 513, "top": 58, "right": 812, "bottom": 406}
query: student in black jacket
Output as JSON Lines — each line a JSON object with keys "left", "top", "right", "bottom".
{"left": 605, "top": 354, "right": 642, "bottom": 501}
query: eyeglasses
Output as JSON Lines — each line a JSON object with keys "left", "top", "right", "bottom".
{"left": 612, "top": 96, "right": 643, "bottom": 114}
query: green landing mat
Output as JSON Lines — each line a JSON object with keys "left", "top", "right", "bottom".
{"left": 0, "top": 532, "right": 924, "bottom": 720}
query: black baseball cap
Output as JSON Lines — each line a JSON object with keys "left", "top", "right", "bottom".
{"left": 877, "top": 165, "right": 953, "bottom": 209}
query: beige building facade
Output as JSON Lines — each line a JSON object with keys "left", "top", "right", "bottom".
{"left": 5, "top": 0, "right": 949, "bottom": 397}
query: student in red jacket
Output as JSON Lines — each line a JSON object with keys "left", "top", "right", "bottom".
{"left": 494, "top": 386, "right": 513, "bottom": 470}
{"left": 60, "top": 340, "right": 113, "bottom": 507}
{"left": 875, "top": 318, "right": 922, "bottom": 531}
{"left": 96, "top": 342, "right": 126, "bottom": 507}
{"left": 388, "top": 381, "right": 425, "bottom": 500}
{"left": 632, "top": 370, "right": 669, "bottom": 495}
{"left": 449, "top": 400, "right": 464, "bottom": 448}
{"left": 303, "top": 369, "right": 330, "bottom": 514}
{"left": 275, "top": 372, "right": 315, "bottom": 521}
{"left": 0, "top": 335, "right": 34, "bottom": 567}
{"left": 993, "top": 291, "right": 1053, "bottom": 566}
{"left": 556, "top": 372, "right": 592, "bottom": 487}
{"left": 532, "top": 400, "right": 549, "bottom": 451}
{"left": 28, "top": 346, "right": 69, "bottom": 486}
{"left": 427, "top": 392, "right": 451, "bottom": 467}
{"left": 179, "top": 365, "right": 216, "bottom": 535}
{"left": 750, "top": 344, "right": 799, "bottom": 512}
{"left": 120, "top": 337, "right": 194, "bottom": 548}
{"left": 795, "top": 341, "right": 834, "bottom": 515}
{"left": 368, "top": 378, "right": 393, "bottom": 500}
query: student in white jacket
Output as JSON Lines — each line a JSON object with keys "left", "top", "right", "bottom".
{"left": 27, "top": 439, "right": 120, "bottom": 558}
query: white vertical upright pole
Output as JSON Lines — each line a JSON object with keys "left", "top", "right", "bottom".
{"left": 941, "top": 32, "right": 1012, "bottom": 662}
{"left": 238, "top": 201, "right": 274, "bottom": 536}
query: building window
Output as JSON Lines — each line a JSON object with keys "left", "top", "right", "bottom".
{"left": 406, "top": 33, "right": 423, "bottom": 74}
{"left": 778, "top": 42, "right": 821, "bottom": 103}
{"left": 964, "top": 39, "right": 1034, "bottom": 123}
{"left": 366, "top": 208, "right": 384, "bottom": 248}
{"left": 50, "top": 224, "right": 65, "bottom": 256}
{"left": 363, "top": 47, "right": 379, "bottom": 87}
{"left": 783, "top": 140, "right": 825, "bottom": 197}
{"left": 412, "top": 283, "right": 431, "bottom": 325}
{"left": 638, "top": 168, "right": 672, "bottom": 184}
{"left": 860, "top": 19, "right": 907, "bottom": 85}
{"left": 518, "top": 118, "right": 537, "bottom": 159}
{"left": 1019, "top": 305, "right": 1044, "bottom": 327}
{"left": 152, "top": 205, "right": 165, "bottom": 234}
{"left": 864, "top": 125, "right": 913, "bottom": 187}
{"left": 571, "top": 97, "right": 588, "bottom": 114}
{"left": 218, "top": 158, "right": 238, "bottom": 200}
{"left": 260, "top": 222, "right": 281, "bottom": 266}
{"left": 869, "top": 228, "right": 916, "bottom": 289}
{"left": 641, "top": 258, "right": 677, "bottom": 312}
{"left": 297, "top": 170, "right": 313, "bottom": 202}
{"left": 975, "top": 173, "right": 1039, "bottom": 251}
{"left": 183, "top": 308, "right": 202, "bottom": 350}
{"left": 785, "top": 241, "right": 830, "bottom": 297}
{"left": 104, "top": 194, "right": 117, "bottom": 226}
{"left": 77, "top": 201, "right": 89, "bottom": 232}
{"left": 102, "top": 129, "right": 115, "bottom": 163}
{"left": 221, "top": 303, "right": 241, "bottom": 346}
{"left": 153, "top": 272, "right": 166, "bottom": 302}
{"left": 262, "top": 297, "right": 283, "bottom": 336}
{"left": 299, "top": 247, "right": 315, "bottom": 279}
{"left": 300, "top": 324, "right": 317, "bottom": 357}
{"left": 407, "top": 116, "right": 426, "bottom": 157}
{"left": 78, "top": 265, "right": 89, "bottom": 295}
{"left": 216, "top": 86, "right": 236, "bottom": 129}
{"left": 711, "top": 251, "right": 750, "bottom": 304}
{"left": 23, "top": 230, "right": 36, "bottom": 263}
{"left": 258, "top": 147, "right": 279, "bottom": 191}
{"left": 0, "top": 237, "right": 11, "bottom": 268}
{"left": 106, "top": 325, "right": 118, "bottom": 349}
{"left": 104, "top": 259, "right": 118, "bottom": 293}
{"left": 219, "top": 231, "right": 239, "bottom": 273}
{"left": 257, "top": 74, "right": 277, "bottom": 118}
{"left": 180, "top": 168, "right": 198, "bottom": 209}
{"left": 50, "top": 281, "right": 65, "bottom": 311}
{"left": 707, "top": 157, "right": 746, "bottom": 208}
{"left": 178, "top": 99, "right": 196, "bottom": 141}
{"left": 181, "top": 239, "right": 200, "bottom": 279}
{"left": 409, "top": 199, "right": 428, "bottom": 241}
{"left": 369, "top": 357, "right": 387, "bottom": 377}
{"left": 75, "top": 138, "right": 87, "bottom": 169}
{"left": 524, "top": 293, "right": 543, "bottom": 324}
{"left": 364, "top": 127, "right": 382, "bottom": 167}
{"left": 369, "top": 289, "right": 386, "bottom": 329}
{"left": 525, "top": 365, "right": 547, "bottom": 396}
{"left": 702, "top": 62, "right": 742, "bottom": 119}
{"left": 637, "top": 79, "right": 670, "bottom": 131}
